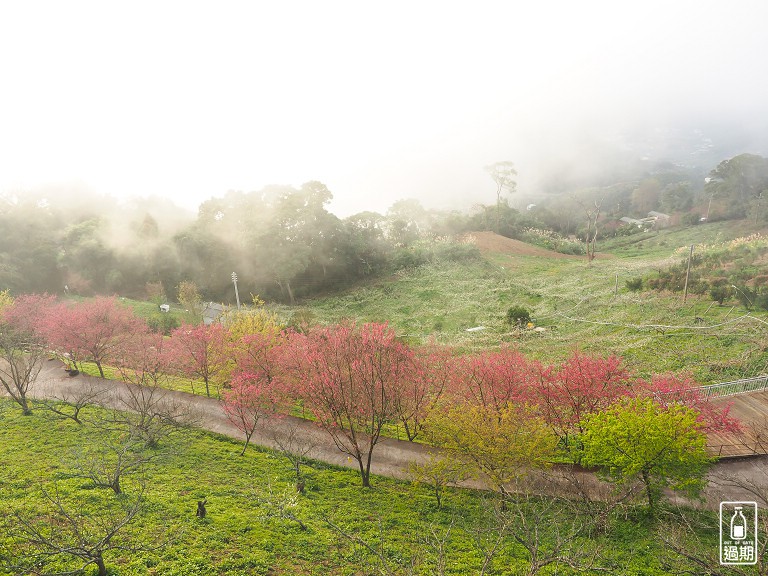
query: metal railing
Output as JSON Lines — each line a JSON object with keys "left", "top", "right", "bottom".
{"left": 697, "top": 376, "right": 768, "bottom": 399}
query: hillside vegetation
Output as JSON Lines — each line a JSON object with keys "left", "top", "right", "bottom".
{"left": 298, "top": 221, "right": 768, "bottom": 383}
{"left": 2, "top": 213, "right": 768, "bottom": 575}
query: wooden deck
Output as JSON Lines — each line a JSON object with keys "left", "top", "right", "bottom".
{"left": 708, "top": 390, "right": 768, "bottom": 457}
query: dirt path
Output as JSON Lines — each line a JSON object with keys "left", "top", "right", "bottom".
{"left": 464, "top": 231, "right": 578, "bottom": 259}
{"left": 28, "top": 360, "right": 435, "bottom": 483}
{"left": 20, "top": 360, "right": 768, "bottom": 507}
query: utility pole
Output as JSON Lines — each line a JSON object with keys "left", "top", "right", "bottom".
{"left": 231, "top": 272, "right": 241, "bottom": 310}
{"left": 682, "top": 245, "right": 694, "bottom": 303}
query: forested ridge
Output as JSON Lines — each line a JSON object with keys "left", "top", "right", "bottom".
{"left": 2, "top": 153, "right": 768, "bottom": 305}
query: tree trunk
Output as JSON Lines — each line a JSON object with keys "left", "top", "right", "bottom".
{"left": 111, "top": 476, "right": 122, "bottom": 495}
{"left": 286, "top": 281, "right": 295, "bottom": 306}
{"left": 356, "top": 455, "right": 372, "bottom": 488}
{"left": 95, "top": 554, "right": 107, "bottom": 576}
{"left": 642, "top": 470, "right": 654, "bottom": 512}
{"left": 402, "top": 419, "right": 416, "bottom": 442}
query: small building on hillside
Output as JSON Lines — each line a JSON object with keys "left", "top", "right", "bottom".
{"left": 647, "top": 211, "right": 671, "bottom": 228}
{"left": 619, "top": 216, "right": 644, "bottom": 227}
{"left": 619, "top": 211, "right": 672, "bottom": 231}
{"left": 202, "top": 302, "right": 226, "bottom": 325}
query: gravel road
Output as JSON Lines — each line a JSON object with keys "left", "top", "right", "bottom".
{"left": 15, "top": 359, "right": 768, "bottom": 507}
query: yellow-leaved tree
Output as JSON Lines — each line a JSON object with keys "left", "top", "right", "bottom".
{"left": 219, "top": 295, "right": 285, "bottom": 384}
{"left": 0, "top": 289, "right": 13, "bottom": 315}
{"left": 581, "top": 396, "right": 712, "bottom": 513}
{"left": 426, "top": 402, "right": 556, "bottom": 499}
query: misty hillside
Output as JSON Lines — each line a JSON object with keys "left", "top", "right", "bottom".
{"left": 2, "top": 151, "right": 767, "bottom": 306}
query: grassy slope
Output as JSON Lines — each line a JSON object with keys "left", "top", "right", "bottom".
{"left": 0, "top": 400, "right": 703, "bottom": 575}
{"left": 4, "top": 224, "right": 756, "bottom": 574}
{"left": 299, "top": 221, "right": 768, "bottom": 383}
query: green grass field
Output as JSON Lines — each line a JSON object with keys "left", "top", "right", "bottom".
{"left": 0, "top": 399, "right": 715, "bottom": 575}
{"left": 4, "top": 221, "right": 763, "bottom": 574}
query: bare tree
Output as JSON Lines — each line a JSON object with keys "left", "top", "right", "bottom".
{"left": 504, "top": 490, "right": 601, "bottom": 575}
{"left": 466, "top": 496, "right": 511, "bottom": 576}
{"left": 38, "top": 381, "right": 110, "bottom": 425}
{"left": 420, "top": 520, "right": 454, "bottom": 576}
{"left": 0, "top": 326, "right": 45, "bottom": 415}
{"left": 464, "top": 487, "right": 606, "bottom": 576}
{"left": 4, "top": 484, "right": 146, "bottom": 576}
{"left": 69, "top": 429, "right": 163, "bottom": 495}
{"left": 112, "top": 382, "right": 196, "bottom": 448}
{"left": 657, "top": 510, "right": 731, "bottom": 576}
{"left": 322, "top": 513, "right": 455, "bottom": 576}
{"left": 270, "top": 421, "right": 318, "bottom": 491}
{"left": 323, "top": 515, "right": 417, "bottom": 576}
{"left": 111, "top": 333, "right": 200, "bottom": 447}
{"left": 254, "top": 484, "right": 308, "bottom": 531}
{"left": 573, "top": 194, "right": 605, "bottom": 264}
{"left": 658, "top": 472, "right": 768, "bottom": 575}
{"left": 485, "top": 161, "right": 517, "bottom": 233}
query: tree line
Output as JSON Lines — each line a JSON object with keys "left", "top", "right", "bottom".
{"left": 1, "top": 293, "right": 739, "bottom": 507}
{"left": 3, "top": 153, "right": 766, "bottom": 303}
{"left": 0, "top": 182, "right": 544, "bottom": 304}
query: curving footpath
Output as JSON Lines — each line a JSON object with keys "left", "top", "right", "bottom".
{"left": 16, "top": 360, "right": 768, "bottom": 507}
{"left": 28, "top": 360, "right": 435, "bottom": 483}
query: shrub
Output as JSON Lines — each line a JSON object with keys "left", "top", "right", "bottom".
{"left": 625, "top": 278, "right": 643, "bottom": 292}
{"left": 709, "top": 286, "right": 732, "bottom": 305}
{"left": 147, "top": 313, "right": 180, "bottom": 335}
{"left": 506, "top": 305, "right": 531, "bottom": 327}
{"left": 732, "top": 285, "right": 757, "bottom": 310}
{"left": 681, "top": 213, "right": 701, "bottom": 226}
{"left": 392, "top": 247, "right": 430, "bottom": 270}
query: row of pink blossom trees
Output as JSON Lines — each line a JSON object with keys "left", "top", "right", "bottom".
{"left": 3, "top": 294, "right": 740, "bottom": 488}
{"left": 219, "top": 322, "right": 741, "bottom": 487}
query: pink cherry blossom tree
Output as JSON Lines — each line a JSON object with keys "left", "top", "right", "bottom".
{"left": 40, "top": 297, "right": 148, "bottom": 378}
{"left": 167, "top": 323, "right": 227, "bottom": 397}
{"left": 284, "top": 322, "right": 412, "bottom": 487}
{"left": 535, "top": 351, "right": 634, "bottom": 445}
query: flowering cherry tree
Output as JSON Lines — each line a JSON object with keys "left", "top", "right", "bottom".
{"left": 394, "top": 343, "right": 453, "bottom": 442}
{"left": 222, "top": 373, "right": 281, "bottom": 456}
{"left": 2, "top": 293, "right": 58, "bottom": 338}
{"left": 535, "top": 352, "right": 634, "bottom": 445}
{"left": 222, "top": 328, "right": 287, "bottom": 455}
{"left": 40, "top": 297, "right": 148, "bottom": 377}
{"left": 449, "top": 347, "right": 538, "bottom": 415}
{"left": 285, "top": 322, "right": 412, "bottom": 487}
{"left": 167, "top": 323, "right": 227, "bottom": 397}
{"left": 643, "top": 373, "right": 741, "bottom": 435}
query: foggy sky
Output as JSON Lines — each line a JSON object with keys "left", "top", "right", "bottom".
{"left": 1, "top": 1, "right": 767, "bottom": 217}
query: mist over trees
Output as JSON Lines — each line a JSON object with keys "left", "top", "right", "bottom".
{"left": 2, "top": 153, "right": 767, "bottom": 304}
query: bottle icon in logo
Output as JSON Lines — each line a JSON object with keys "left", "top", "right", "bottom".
{"left": 731, "top": 506, "right": 747, "bottom": 540}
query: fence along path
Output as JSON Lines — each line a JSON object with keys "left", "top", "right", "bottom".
{"left": 699, "top": 375, "right": 768, "bottom": 399}
{"left": 698, "top": 376, "right": 768, "bottom": 458}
